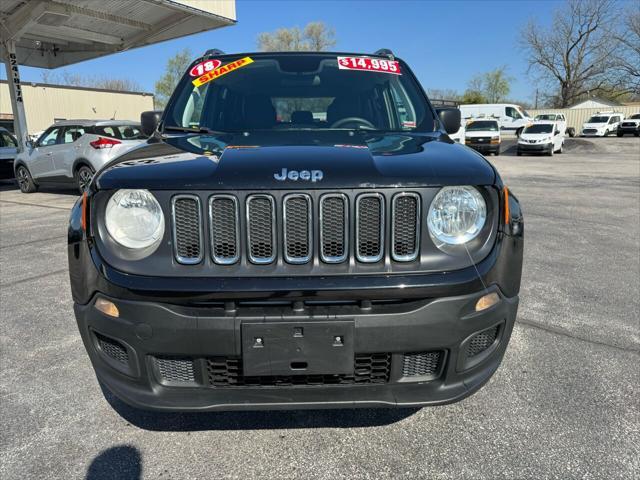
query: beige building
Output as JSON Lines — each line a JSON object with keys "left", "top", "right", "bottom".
{"left": 0, "top": 80, "right": 154, "bottom": 133}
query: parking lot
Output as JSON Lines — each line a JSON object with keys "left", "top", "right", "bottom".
{"left": 1, "top": 136, "right": 638, "bottom": 479}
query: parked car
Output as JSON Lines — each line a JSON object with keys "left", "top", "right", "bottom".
{"left": 617, "top": 113, "right": 640, "bottom": 137}
{"left": 534, "top": 112, "right": 575, "bottom": 137}
{"left": 69, "top": 49, "right": 523, "bottom": 412}
{"left": 0, "top": 127, "right": 18, "bottom": 179}
{"left": 14, "top": 120, "right": 146, "bottom": 194}
{"left": 459, "top": 103, "right": 531, "bottom": 136}
{"left": 517, "top": 121, "right": 564, "bottom": 156}
{"left": 464, "top": 119, "right": 501, "bottom": 155}
{"left": 581, "top": 112, "right": 624, "bottom": 137}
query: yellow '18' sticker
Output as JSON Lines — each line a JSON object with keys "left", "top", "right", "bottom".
{"left": 192, "top": 57, "right": 254, "bottom": 87}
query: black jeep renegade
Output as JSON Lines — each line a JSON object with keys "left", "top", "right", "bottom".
{"left": 68, "top": 50, "right": 523, "bottom": 411}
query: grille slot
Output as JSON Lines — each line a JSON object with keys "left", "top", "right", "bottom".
{"left": 156, "top": 357, "right": 196, "bottom": 383}
{"left": 283, "top": 194, "right": 312, "bottom": 263}
{"left": 320, "top": 194, "right": 348, "bottom": 263}
{"left": 95, "top": 333, "right": 128, "bottom": 365}
{"left": 172, "top": 195, "right": 203, "bottom": 264}
{"left": 209, "top": 195, "right": 239, "bottom": 264}
{"left": 206, "top": 353, "right": 391, "bottom": 387}
{"left": 356, "top": 193, "right": 384, "bottom": 262}
{"left": 467, "top": 326, "right": 499, "bottom": 358}
{"left": 246, "top": 195, "right": 276, "bottom": 264}
{"left": 392, "top": 193, "right": 420, "bottom": 261}
{"left": 402, "top": 351, "right": 442, "bottom": 377}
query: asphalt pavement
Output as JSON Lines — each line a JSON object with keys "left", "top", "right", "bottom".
{"left": 0, "top": 135, "right": 638, "bottom": 479}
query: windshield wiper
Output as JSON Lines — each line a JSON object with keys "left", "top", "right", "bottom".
{"left": 163, "top": 126, "right": 229, "bottom": 135}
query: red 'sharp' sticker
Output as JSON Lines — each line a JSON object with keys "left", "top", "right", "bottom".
{"left": 338, "top": 56, "right": 401, "bottom": 75}
{"left": 189, "top": 59, "right": 222, "bottom": 77}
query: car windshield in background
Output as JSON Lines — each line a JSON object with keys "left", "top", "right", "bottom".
{"left": 163, "top": 54, "right": 433, "bottom": 133}
{"left": 587, "top": 116, "right": 608, "bottom": 123}
{"left": 524, "top": 124, "right": 553, "bottom": 134}
{"left": 466, "top": 121, "right": 499, "bottom": 131}
{"left": 630, "top": 114, "right": 640, "bottom": 119}
{"left": 535, "top": 115, "right": 555, "bottom": 121}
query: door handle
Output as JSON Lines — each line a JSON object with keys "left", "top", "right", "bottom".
{"left": 46, "top": 152, "right": 52, "bottom": 156}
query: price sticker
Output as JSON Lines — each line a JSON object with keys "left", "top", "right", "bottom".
{"left": 337, "top": 56, "right": 401, "bottom": 75}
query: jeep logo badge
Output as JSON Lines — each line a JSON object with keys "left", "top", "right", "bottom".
{"left": 274, "top": 168, "right": 323, "bottom": 182}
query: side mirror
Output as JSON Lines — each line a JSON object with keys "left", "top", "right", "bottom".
{"left": 25, "top": 140, "right": 33, "bottom": 149}
{"left": 141, "top": 110, "right": 163, "bottom": 137}
{"left": 436, "top": 107, "right": 461, "bottom": 135}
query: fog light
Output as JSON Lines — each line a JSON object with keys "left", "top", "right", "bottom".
{"left": 95, "top": 298, "right": 119, "bottom": 318}
{"left": 475, "top": 292, "right": 499, "bottom": 312}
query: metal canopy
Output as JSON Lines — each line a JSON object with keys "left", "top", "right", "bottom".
{"left": 0, "top": 0, "right": 236, "bottom": 151}
{"left": 0, "top": 0, "right": 236, "bottom": 68}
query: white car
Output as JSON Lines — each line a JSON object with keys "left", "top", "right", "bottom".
{"left": 581, "top": 112, "right": 624, "bottom": 137}
{"left": 464, "top": 119, "right": 501, "bottom": 155}
{"left": 459, "top": 103, "right": 532, "bottom": 136}
{"left": 617, "top": 113, "right": 640, "bottom": 137}
{"left": 14, "top": 120, "right": 147, "bottom": 194}
{"left": 517, "top": 121, "right": 564, "bottom": 156}
{"left": 534, "top": 112, "right": 575, "bottom": 137}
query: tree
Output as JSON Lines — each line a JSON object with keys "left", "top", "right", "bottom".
{"left": 154, "top": 48, "right": 193, "bottom": 109}
{"left": 461, "top": 90, "right": 487, "bottom": 104}
{"left": 483, "top": 67, "right": 512, "bottom": 103}
{"left": 257, "top": 21, "right": 336, "bottom": 52}
{"left": 612, "top": 7, "right": 640, "bottom": 97}
{"left": 521, "top": 0, "right": 620, "bottom": 107}
{"left": 38, "top": 70, "right": 142, "bottom": 92}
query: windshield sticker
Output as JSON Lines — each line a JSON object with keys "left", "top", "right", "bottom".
{"left": 402, "top": 121, "right": 416, "bottom": 128}
{"left": 192, "top": 57, "right": 254, "bottom": 87}
{"left": 189, "top": 59, "right": 222, "bottom": 77}
{"left": 338, "top": 56, "right": 401, "bottom": 75}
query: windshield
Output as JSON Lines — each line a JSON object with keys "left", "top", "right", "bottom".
{"left": 535, "top": 114, "right": 556, "bottom": 121}
{"left": 520, "top": 108, "right": 531, "bottom": 118}
{"left": 587, "top": 116, "right": 608, "bottom": 123}
{"left": 630, "top": 114, "right": 640, "bottom": 119}
{"left": 466, "top": 120, "right": 499, "bottom": 131}
{"left": 163, "top": 54, "right": 433, "bottom": 133}
{"left": 524, "top": 124, "right": 553, "bottom": 134}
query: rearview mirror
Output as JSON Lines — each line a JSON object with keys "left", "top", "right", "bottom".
{"left": 436, "top": 107, "right": 461, "bottom": 135}
{"left": 141, "top": 110, "right": 163, "bottom": 137}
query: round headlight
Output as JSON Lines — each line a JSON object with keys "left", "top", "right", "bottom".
{"left": 105, "top": 189, "right": 164, "bottom": 249}
{"left": 427, "top": 186, "right": 486, "bottom": 247}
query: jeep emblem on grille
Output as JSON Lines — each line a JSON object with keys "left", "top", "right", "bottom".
{"left": 274, "top": 168, "right": 323, "bottom": 182}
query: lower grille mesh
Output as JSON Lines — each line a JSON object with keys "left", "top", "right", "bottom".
{"left": 156, "top": 357, "right": 196, "bottom": 383}
{"left": 96, "top": 333, "right": 128, "bottom": 365}
{"left": 402, "top": 351, "right": 442, "bottom": 377}
{"left": 467, "top": 326, "right": 499, "bottom": 357}
{"left": 205, "top": 353, "right": 391, "bottom": 387}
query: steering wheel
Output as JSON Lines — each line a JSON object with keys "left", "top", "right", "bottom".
{"left": 330, "top": 117, "right": 376, "bottom": 129}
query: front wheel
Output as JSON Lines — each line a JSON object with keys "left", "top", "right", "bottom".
{"left": 515, "top": 127, "right": 523, "bottom": 138}
{"left": 547, "top": 146, "right": 554, "bottom": 157}
{"left": 617, "top": 131, "right": 623, "bottom": 137}
{"left": 76, "top": 165, "right": 94, "bottom": 194}
{"left": 604, "top": 129, "right": 610, "bottom": 136}
{"left": 567, "top": 127, "right": 576, "bottom": 137}
{"left": 557, "top": 142, "right": 563, "bottom": 154}
{"left": 15, "top": 165, "right": 38, "bottom": 193}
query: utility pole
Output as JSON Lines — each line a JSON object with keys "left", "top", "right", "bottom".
{"left": 535, "top": 89, "right": 539, "bottom": 110}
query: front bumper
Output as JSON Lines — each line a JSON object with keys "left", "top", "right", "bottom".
{"left": 75, "top": 288, "right": 518, "bottom": 411}
{"left": 467, "top": 143, "right": 500, "bottom": 154}
{"left": 517, "top": 143, "right": 552, "bottom": 153}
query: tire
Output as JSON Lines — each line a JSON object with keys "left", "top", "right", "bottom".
{"left": 604, "top": 129, "right": 610, "bottom": 136}
{"left": 15, "top": 165, "right": 38, "bottom": 193}
{"left": 634, "top": 132, "right": 639, "bottom": 137}
{"left": 617, "top": 131, "right": 623, "bottom": 137}
{"left": 567, "top": 127, "right": 576, "bottom": 137}
{"left": 76, "top": 165, "right": 95, "bottom": 194}
{"left": 547, "top": 147, "right": 554, "bottom": 157}
{"left": 557, "top": 142, "right": 563, "bottom": 154}
{"left": 516, "top": 151, "right": 522, "bottom": 156}
{"left": 494, "top": 149, "right": 500, "bottom": 156}
{"left": 515, "top": 128, "right": 523, "bottom": 138}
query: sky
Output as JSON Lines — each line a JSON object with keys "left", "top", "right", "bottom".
{"left": 2, "top": 0, "right": 570, "bottom": 103}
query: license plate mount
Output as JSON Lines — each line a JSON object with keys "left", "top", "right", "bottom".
{"left": 241, "top": 321, "right": 355, "bottom": 377}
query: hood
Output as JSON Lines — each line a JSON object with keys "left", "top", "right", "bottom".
{"left": 95, "top": 131, "right": 496, "bottom": 190}
{"left": 583, "top": 122, "right": 607, "bottom": 128}
{"left": 465, "top": 130, "right": 499, "bottom": 137}
{"left": 520, "top": 132, "right": 552, "bottom": 140}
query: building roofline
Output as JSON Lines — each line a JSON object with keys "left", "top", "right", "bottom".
{"left": 0, "top": 79, "right": 154, "bottom": 97}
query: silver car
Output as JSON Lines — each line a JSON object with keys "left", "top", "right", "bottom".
{"left": 14, "top": 120, "right": 146, "bottom": 194}
{"left": 0, "top": 127, "right": 18, "bottom": 179}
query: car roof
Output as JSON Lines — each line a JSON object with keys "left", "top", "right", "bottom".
{"left": 52, "top": 119, "right": 140, "bottom": 127}
{"left": 529, "top": 121, "right": 556, "bottom": 125}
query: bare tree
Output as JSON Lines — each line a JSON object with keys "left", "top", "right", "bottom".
{"left": 612, "top": 7, "right": 640, "bottom": 95}
{"left": 521, "top": 0, "right": 620, "bottom": 107}
{"left": 38, "top": 69, "right": 142, "bottom": 92}
{"left": 257, "top": 22, "right": 336, "bottom": 52}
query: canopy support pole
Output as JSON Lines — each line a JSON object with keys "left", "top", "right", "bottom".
{"left": 2, "top": 40, "right": 29, "bottom": 151}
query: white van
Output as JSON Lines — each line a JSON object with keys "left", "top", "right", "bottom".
{"left": 459, "top": 104, "right": 532, "bottom": 136}
{"left": 581, "top": 112, "right": 624, "bottom": 137}
{"left": 517, "top": 121, "right": 564, "bottom": 156}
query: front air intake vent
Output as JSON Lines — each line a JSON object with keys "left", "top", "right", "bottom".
{"left": 356, "top": 193, "right": 384, "bottom": 262}
{"left": 320, "top": 194, "right": 348, "bottom": 263}
{"left": 392, "top": 193, "right": 420, "bottom": 261}
{"left": 172, "top": 195, "right": 203, "bottom": 264}
{"left": 246, "top": 195, "right": 276, "bottom": 264}
{"left": 209, "top": 195, "right": 239, "bottom": 264}
{"left": 95, "top": 333, "right": 129, "bottom": 365}
{"left": 402, "top": 351, "right": 442, "bottom": 377}
{"left": 156, "top": 356, "right": 196, "bottom": 383}
{"left": 467, "top": 326, "right": 499, "bottom": 358}
{"left": 283, "top": 194, "right": 312, "bottom": 264}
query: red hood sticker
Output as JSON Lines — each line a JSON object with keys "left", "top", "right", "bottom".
{"left": 189, "top": 59, "right": 222, "bottom": 77}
